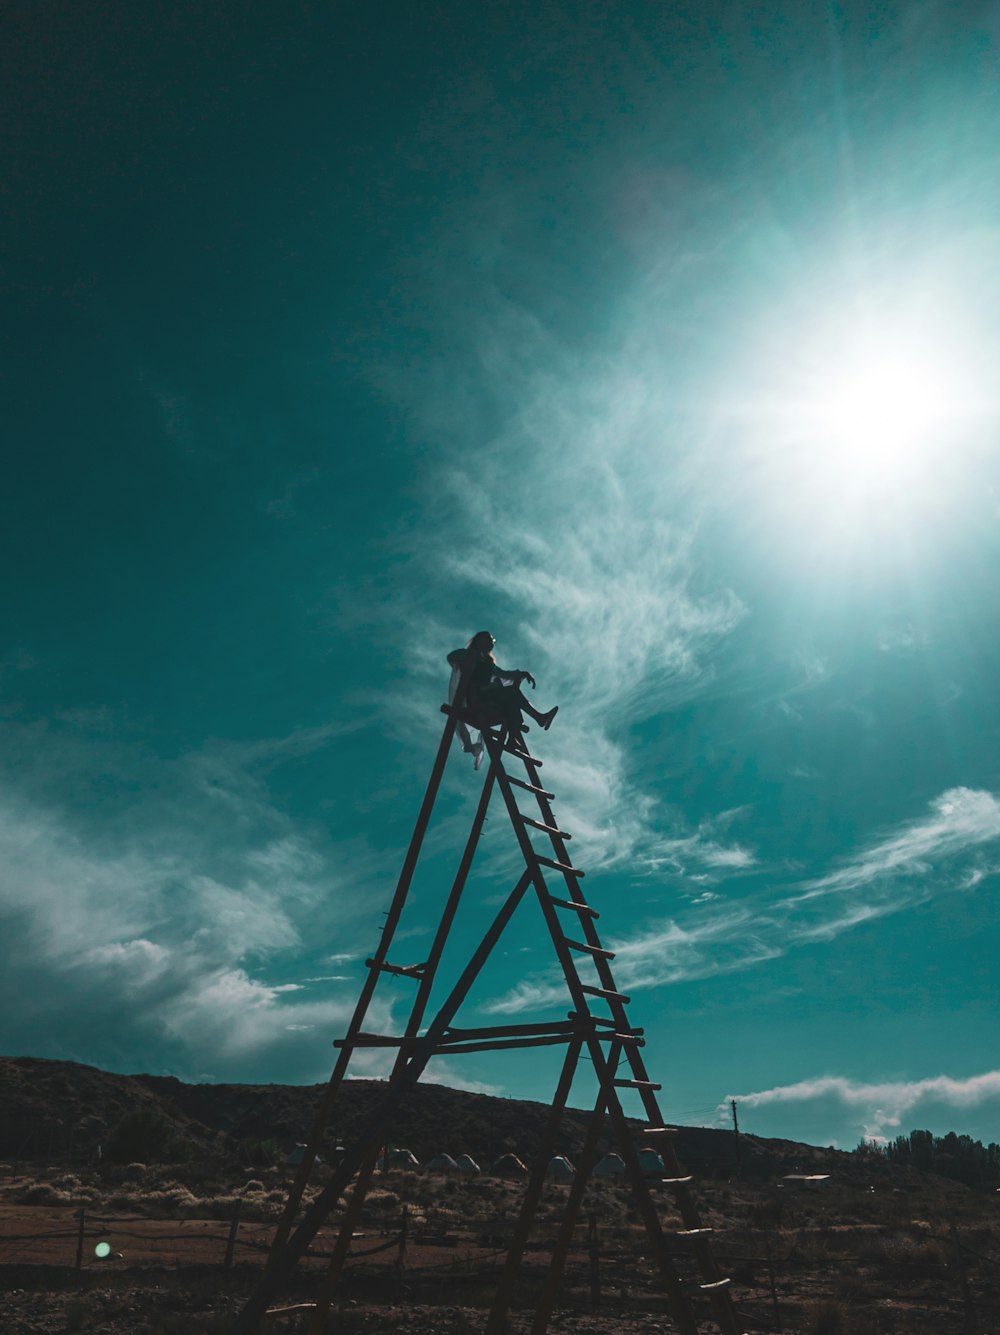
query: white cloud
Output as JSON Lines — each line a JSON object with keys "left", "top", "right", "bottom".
{"left": 787, "top": 787, "right": 1000, "bottom": 905}
{"left": 725, "top": 1072, "right": 1000, "bottom": 1141}
{"left": 483, "top": 909, "right": 781, "bottom": 1016}
{"left": 0, "top": 719, "right": 395, "bottom": 1081}
{"left": 482, "top": 787, "right": 1000, "bottom": 1015}
{"left": 158, "top": 966, "right": 372, "bottom": 1067}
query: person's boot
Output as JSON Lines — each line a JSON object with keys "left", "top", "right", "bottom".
{"left": 537, "top": 707, "right": 558, "bottom": 731}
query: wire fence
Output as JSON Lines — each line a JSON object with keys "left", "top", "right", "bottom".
{"left": 0, "top": 1207, "right": 406, "bottom": 1272}
{"left": 2, "top": 1202, "right": 997, "bottom": 1333}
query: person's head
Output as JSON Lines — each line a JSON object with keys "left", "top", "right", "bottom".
{"left": 468, "top": 630, "right": 496, "bottom": 659}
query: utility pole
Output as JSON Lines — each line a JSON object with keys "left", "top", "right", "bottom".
{"left": 731, "top": 1099, "right": 741, "bottom": 1177}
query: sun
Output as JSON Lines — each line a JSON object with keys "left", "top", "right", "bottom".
{"left": 756, "top": 308, "right": 983, "bottom": 511}
{"left": 804, "top": 338, "right": 963, "bottom": 487}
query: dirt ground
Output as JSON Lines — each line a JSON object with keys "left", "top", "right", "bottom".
{"left": 1, "top": 1164, "right": 998, "bottom": 1334}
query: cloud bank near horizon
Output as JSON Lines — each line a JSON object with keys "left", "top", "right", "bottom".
{"left": 0, "top": 720, "right": 394, "bottom": 1083}
{"left": 724, "top": 1071, "right": 1000, "bottom": 1143}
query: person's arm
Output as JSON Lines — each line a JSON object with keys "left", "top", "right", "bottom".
{"left": 447, "top": 648, "right": 466, "bottom": 668}
{"left": 494, "top": 663, "right": 536, "bottom": 688}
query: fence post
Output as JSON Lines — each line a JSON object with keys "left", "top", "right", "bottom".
{"left": 225, "top": 1201, "right": 242, "bottom": 1270}
{"left": 587, "top": 1213, "right": 600, "bottom": 1306}
{"left": 396, "top": 1202, "right": 408, "bottom": 1275}
{"left": 75, "top": 1208, "right": 86, "bottom": 1272}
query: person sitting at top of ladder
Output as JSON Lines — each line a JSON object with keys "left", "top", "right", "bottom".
{"left": 448, "top": 631, "right": 558, "bottom": 765}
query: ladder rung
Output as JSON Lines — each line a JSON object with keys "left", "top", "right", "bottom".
{"left": 700, "top": 1278, "right": 731, "bottom": 1291}
{"left": 521, "top": 815, "right": 571, "bottom": 839}
{"left": 613, "top": 1079, "right": 661, "bottom": 1090}
{"left": 365, "top": 958, "right": 425, "bottom": 980}
{"left": 507, "top": 775, "right": 555, "bottom": 798}
{"left": 569, "top": 1011, "right": 615, "bottom": 1026}
{"left": 562, "top": 937, "right": 615, "bottom": 959}
{"left": 656, "top": 1175, "right": 694, "bottom": 1186}
{"left": 333, "top": 1033, "right": 409, "bottom": 1049}
{"left": 536, "top": 855, "right": 584, "bottom": 877}
{"left": 505, "top": 745, "right": 542, "bottom": 764}
{"left": 549, "top": 896, "right": 599, "bottom": 918}
{"left": 638, "top": 1126, "right": 678, "bottom": 1136}
{"left": 675, "top": 1228, "right": 713, "bottom": 1238}
{"left": 580, "top": 985, "right": 630, "bottom": 1003}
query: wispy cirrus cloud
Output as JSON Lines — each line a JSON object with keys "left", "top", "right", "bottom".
{"left": 724, "top": 1071, "right": 1000, "bottom": 1143}
{"left": 786, "top": 787, "right": 1000, "bottom": 905}
{"left": 351, "top": 291, "right": 749, "bottom": 884}
{"left": 483, "top": 787, "right": 1000, "bottom": 1015}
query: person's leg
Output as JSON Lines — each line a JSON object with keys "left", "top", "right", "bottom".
{"left": 513, "top": 689, "right": 559, "bottom": 731}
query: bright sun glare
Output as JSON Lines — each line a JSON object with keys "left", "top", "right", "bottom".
{"left": 809, "top": 340, "right": 961, "bottom": 483}
{"left": 771, "top": 311, "right": 981, "bottom": 506}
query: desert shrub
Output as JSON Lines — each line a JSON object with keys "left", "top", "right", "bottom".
{"left": 123, "top": 1162, "right": 148, "bottom": 1178}
{"left": 169, "top": 1160, "right": 225, "bottom": 1191}
{"left": 18, "top": 1182, "right": 71, "bottom": 1205}
{"left": 858, "top": 1230, "right": 943, "bottom": 1273}
{"left": 143, "top": 1185, "right": 199, "bottom": 1216}
{"left": 51, "top": 1172, "right": 81, "bottom": 1189}
{"left": 205, "top": 1191, "right": 282, "bottom": 1222}
{"left": 106, "top": 1191, "right": 141, "bottom": 1211}
{"left": 366, "top": 1188, "right": 399, "bottom": 1215}
{"left": 241, "top": 1179, "right": 266, "bottom": 1194}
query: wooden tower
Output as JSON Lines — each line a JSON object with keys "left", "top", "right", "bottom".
{"left": 231, "top": 678, "right": 746, "bottom": 1335}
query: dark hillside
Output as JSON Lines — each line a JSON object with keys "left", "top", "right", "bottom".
{"left": 0, "top": 1056, "right": 968, "bottom": 1197}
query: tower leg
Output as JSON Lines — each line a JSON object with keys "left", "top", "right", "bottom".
{"left": 485, "top": 1037, "right": 584, "bottom": 1335}
{"left": 529, "top": 1045, "right": 621, "bottom": 1335}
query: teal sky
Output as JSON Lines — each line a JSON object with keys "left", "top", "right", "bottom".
{"left": 2, "top": 2, "right": 999, "bottom": 1150}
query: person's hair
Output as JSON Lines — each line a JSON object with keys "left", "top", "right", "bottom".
{"left": 467, "top": 631, "right": 496, "bottom": 661}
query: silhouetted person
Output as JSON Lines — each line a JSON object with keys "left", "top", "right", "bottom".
{"left": 448, "top": 632, "right": 558, "bottom": 751}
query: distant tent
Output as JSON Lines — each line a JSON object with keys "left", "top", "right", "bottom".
{"left": 492, "top": 1153, "right": 528, "bottom": 1179}
{"left": 455, "top": 1153, "right": 480, "bottom": 1174}
{"left": 283, "top": 1143, "right": 321, "bottom": 1167}
{"left": 385, "top": 1148, "right": 419, "bottom": 1170}
{"left": 594, "top": 1152, "right": 626, "bottom": 1178}
{"left": 638, "top": 1147, "right": 665, "bottom": 1174}
{"left": 426, "top": 1153, "right": 458, "bottom": 1172}
{"left": 547, "top": 1155, "right": 574, "bottom": 1181}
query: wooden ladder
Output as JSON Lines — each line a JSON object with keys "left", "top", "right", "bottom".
{"left": 229, "top": 702, "right": 746, "bottom": 1335}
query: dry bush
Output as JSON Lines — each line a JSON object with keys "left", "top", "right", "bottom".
{"left": 857, "top": 1230, "right": 947, "bottom": 1274}
{"left": 241, "top": 1179, "right": 266, "bottom": 1194}
{"left": 18, "top": 1182, "right": 72, "bottom": 1205}
{"left": 204, "top": 1192, "right": 280, "bottom": 1222}
{"left": 50, "top": 1172, "right": 82, "bottom": 1189}
{"left": 112, "top": 1190, "right": 198, "bottom": 1222}
{"left": 366, "top": 1188, "right": 400, "bottom": 1215}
